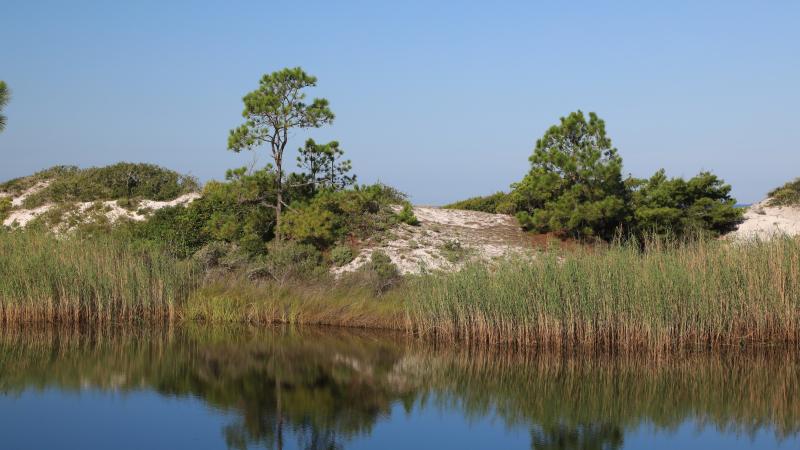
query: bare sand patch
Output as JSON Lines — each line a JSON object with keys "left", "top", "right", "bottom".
{"left": 727, "top": 200, "right": 800, "bottom": 240}
{"left": 334, "top": 206, "right": 533, "bottom": 275}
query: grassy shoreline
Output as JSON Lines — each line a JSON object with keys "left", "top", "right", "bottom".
{"left": 2, "top": 230, "right": 799, "bottom": 351}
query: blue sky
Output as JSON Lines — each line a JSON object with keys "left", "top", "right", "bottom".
{"left": 1, "top": 0, "right": 798, "bottom": 204}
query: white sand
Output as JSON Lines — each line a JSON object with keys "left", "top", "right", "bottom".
{"left": 2, "top": 180, "right": 200, "bottom": 228}
{"left": 727, "top": 199, "right": 800, "bottom": 240}
{"left": 333, "top": 206, "right": 533, "bottom": 275}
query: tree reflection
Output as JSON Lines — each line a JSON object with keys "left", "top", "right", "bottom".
{"left": 530, "top": 424, "right": 624, "bottom": 450}
{"left": 0, "top": 326, "right": 798, "bottom": 449}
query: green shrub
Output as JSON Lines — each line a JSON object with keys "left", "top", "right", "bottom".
{"left": 397, "top": 203, "right": 419, "bottom": 226}
{"left": 629, "top": 170, "right": 743, "bottom": 237}
{"left": 125, "top": 205, "right": 209, "bottom": 258}
{"left": 256, "top": 241, "right": 323, "bottom": 284}
{"left": 127, "top": 168, "right": 277, "bottom": 258}
{"left": 512, "top": 111, "right": 628, "bottom": 240}
{"left": 444, "top": 191, "right": 515, "bottom": 214}
{"left": 192, "top": 241, "right": 250, "bottom": 271}
{"left": 280, "top": 183, "right": 406, "bottom": 249}
{"left": 365, "top": 250, "right": 400, "bottom": 294}
{"left": 280, "top": 202, "right": 336, "bottom": 248}
{"left": 767, "top": 178, "right": 800, "bottom": 206}
{"left": 18, "top": 163, "right": 198, "bottom": 207}
{"left": 440, "top": 239, "right": 468, "bottom": 263}
{"left": 0, "top": 165, "right": 76, "bottom": 196}
{"left": 193, "top": 241, "right": 228, "bottom": 270}
{"left": 0, "top": 197, "right": 10, "bottom": 223}
{"left": 499, "top": 111, "right": 743, "bottom": 241}
{"left": 330, "top": 245, "right": 355, "bottom": 266}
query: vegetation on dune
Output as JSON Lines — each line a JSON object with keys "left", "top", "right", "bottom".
{"left": 443, "top": 191, "right": 515, "bottom": 214}
{"left": 447, "top": 110, "right": 743, "bottom": 240}
{"left": 628, "top": 169, "right": 742, "bottom": 237}
{"left": 396, "top": 203, "right": 420, "bottom": 226}
{"left": 513, "top": 111, "right": 629, "bottom": 240}
{"left": 0, "top": 163, "right": 198, "bottom": 208}
{"left": 0, "top": 197, "right": 10, "bottom": 223}
{"left": 767, "top": 177, "right": 800, "bottom": 206}
{"left": 227, "top": 67, "right": 335, "bottom": 239}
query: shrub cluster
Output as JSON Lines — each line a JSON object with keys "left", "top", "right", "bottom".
{"left": 3, "top": 163, "right": 199, "bottom": 208}
{"left": 280, "top": 183, "right": 406, "bottom": 248}
{"left": 443, "top": 191, "right": 516, "bottom": 214}
{"left": 628, "top": 169, "right": 742, "bottom": 237}
{"left": 767, "top": 178, "right": 800, "bottom": 207}
{"left": 396, "top": 203, "right": 420, "bottom": 226}
{"left": 0, "top": 197, "right": 10, "bottom": 223}
{"left": 447, "top": 111, "right": 743, "bottom": 240}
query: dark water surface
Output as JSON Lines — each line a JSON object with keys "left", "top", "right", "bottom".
{"left": 0, "top": 326, "right": 798, "bottom": 450}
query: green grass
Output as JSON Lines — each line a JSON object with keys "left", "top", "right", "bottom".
{"left": 0, "top": 230, "right": 200, "bottom": 323}
{"left": 185, "top": 271, "right": 405, "bottom": 328}
{"left": 405, "top": 236, "right": 800, "bottom": 351}
{"left": 2, "top": 229, "right": 800, "bottom": 351}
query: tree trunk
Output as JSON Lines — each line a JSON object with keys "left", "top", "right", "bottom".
{"left": 275, "top": 160, "right": 283, "bottom": 240}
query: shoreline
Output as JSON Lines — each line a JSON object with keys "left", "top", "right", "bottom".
{"left": 3, "top": 230, "right": 800, "bottom": 353}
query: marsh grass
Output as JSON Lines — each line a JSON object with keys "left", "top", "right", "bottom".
{"left": 186, "top": 272, "right": 405, "bottom": 329}
{"left": 406, "top": 236, "right": 800, "bottom": 351}
{"left": 2, "top": 229, "right": 800, "bottom": 351}
{"left": 0, "top": 231, "right": 200, "bottom": 323}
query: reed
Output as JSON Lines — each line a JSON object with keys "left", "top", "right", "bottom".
{"left": 0, "top": 230, "right": 200, "bottom": 323}
{"left": 405, "top": 236, "right": 800, "bottom": 350}
{"left": 185, "top": 273, "right": 406, "bottom": 329}
{"left": 2, "top": 229, "right": 800, "bottom": 351}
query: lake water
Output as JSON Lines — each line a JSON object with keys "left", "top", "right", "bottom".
{"left": 0, "top": 326, "right": 797, "bottom": 450}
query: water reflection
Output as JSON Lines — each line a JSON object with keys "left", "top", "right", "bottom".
{"left": 0, "top": 326, "right": 798, "bottom": 449}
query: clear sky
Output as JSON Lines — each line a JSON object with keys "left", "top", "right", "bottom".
{"left": 1, "top": 0, "right": 798, "bottom": 204}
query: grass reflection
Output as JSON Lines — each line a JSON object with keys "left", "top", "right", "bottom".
{"left": 0, "top": 326, "right": 797, "bottom": 449}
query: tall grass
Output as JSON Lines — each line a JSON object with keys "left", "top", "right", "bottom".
{"left": 3, "top": 229, "right": 800, "bottom": 351}
{"left": 186, "top": 273, "right": 405, "bottom": 329}
{"left": 0, "top": 231, "right": 200, "bottom": 323}
{"left": 406, "top": 236, "right": 800, "bottom": 350}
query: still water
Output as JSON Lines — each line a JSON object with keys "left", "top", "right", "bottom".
{"left": 0, "top": 326, "right": 797, "bottom": 450}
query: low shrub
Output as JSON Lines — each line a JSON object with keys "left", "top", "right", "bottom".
{"left": 19, "top": 163, "right": 198, "bottom": 207}
{"left": 0, "top": 197, "right": 11, "bottom": 223}
{"left": 767, "top": 178, "right": 800, "bottom": 206}
{"left": 192, "top": 241, "right": 245, "bottom": 271}
{"left": 444, "top": 191, "right": 516, "bottom": 214}
{"left": 256, "top": 241, "right": 324, "bottom": 285}
{"left": 397, "top": 203, "right": 420, "bottom": 226}
{"left": 365, "top": 250, "right": 400, "bottom": 294}
{"left": 440, "top": 239, "right": 468, "bottom": 263}
{"left": 330, "top": 245, "right": 355, "bottom": 266}
{"left": 280, "top": 183, "right": 406, "bottom": 249}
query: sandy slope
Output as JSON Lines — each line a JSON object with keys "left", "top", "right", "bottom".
{"left": 334, "top": 206, "right": 533, "bottom": 275}
{"left": 1, "top": 181, "right": 200, "bottom": 228}
{"left": 727, "top": 199, "right": 800, "bottom": 240}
